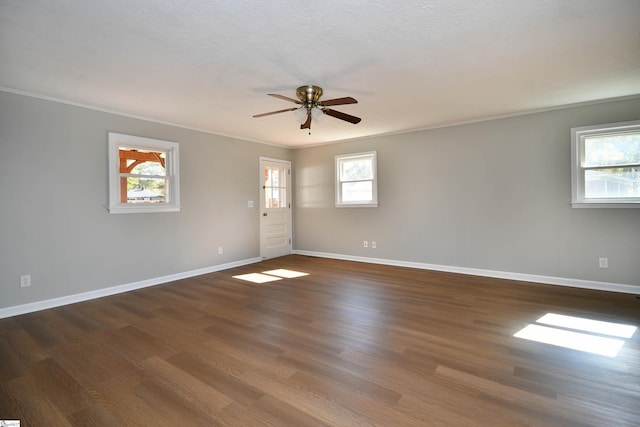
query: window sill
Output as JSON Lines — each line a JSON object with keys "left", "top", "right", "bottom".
{"left": 108, "top": 205, "right": 181, "bottom": 214}
{"left": 336, "top": 203, "right": 378, "bottom": 208}
{"left": 571, "top": 201, "right": 640, "bottom": 208}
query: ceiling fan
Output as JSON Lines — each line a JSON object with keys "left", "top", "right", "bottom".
{"left": 253, "top": 85, "right": 361, "bottom": 131}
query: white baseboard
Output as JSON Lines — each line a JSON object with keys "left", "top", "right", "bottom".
{"left": 293, "top": 250, "right": 640, "bottom": 295}
{"left": 0, "top": 257, "right": 262, "bottom": 319}
{"left": 3, "top": 252, "right": 637, "bottom": 320}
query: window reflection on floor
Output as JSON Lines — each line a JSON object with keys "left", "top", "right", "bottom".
{"left": 233, "top": 273, "right": 282, "bottom": 283}
{"left": 233, "top": 269, "right": 309, "bottom": 283}
{"left": 514, "top": 313, "right": 636, "bottom": 357}
{"left": 262, "top": 269, "right": 309, "bottom": 278}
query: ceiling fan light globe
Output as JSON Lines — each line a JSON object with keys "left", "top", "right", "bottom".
{"left": 311, "top": 107, "right": 323, "bottom": 122}
{"left": 294, "top": 107, "right": 308, "bottom": 124}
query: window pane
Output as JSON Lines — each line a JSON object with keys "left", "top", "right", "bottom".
{"left": 585, "top": 167, "right": 640, "bottom": 198}
{"left": 342, "top": 181, "right": 372, "bottom": 202}
{"left": 267, "top": 188, "right": 287, "bottom": 208}
{"left": 341, "top": 158, "right": 373, "bottom": 181}
{"left": 584, "top": 133, "right": 640, "bottom": 167}
{"left": 119, "top": 148, "right": 166, "bottom": 176}
{"left": 126, "top": 177, "right": 167, "bottom": 203}
{"left": 264, "top": 166, "right": 287, "bottom": 208}
{"left": 130, "top": 161, "right": 165, "bottom": 176}
{"left": 265, "top": 166, "right": 285, "bottom": 187}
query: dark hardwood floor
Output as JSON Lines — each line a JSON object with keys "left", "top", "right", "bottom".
{"left": 1, "top": 255, "right": 639, "bottom": 426}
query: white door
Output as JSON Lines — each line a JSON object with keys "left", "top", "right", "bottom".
{"left": 260, "top": 157, "right": 292, "bottom": 259}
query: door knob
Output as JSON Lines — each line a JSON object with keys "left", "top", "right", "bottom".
{"left": 263, "top": 213, "right": 268, "bottom": 216}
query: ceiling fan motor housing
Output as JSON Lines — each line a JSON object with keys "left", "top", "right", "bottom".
{"left": 297, "top": 85, "right": 323, "bottom": 108}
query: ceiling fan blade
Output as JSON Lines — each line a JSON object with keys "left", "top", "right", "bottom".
{"left": 318, "top": 96, "right": 358, "bottom": 106}
{"left": 323, "top": 108, "right": 362, "bottom": 124}
{"left": 268, "top": 93, "right": 303, "bottom": 104}
{"left": 253, "top": 107, "right": 298, "bottom": 118}
{"left": 300, "top": 112, "right": 312, "bottom": 129}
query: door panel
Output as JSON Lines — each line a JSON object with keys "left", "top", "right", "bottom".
{"left": 260, "top": 158, "right": 291, "bottom": 259}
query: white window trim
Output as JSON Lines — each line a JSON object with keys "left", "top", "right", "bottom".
{"left": 108, "top": 132, "right": 181, "bottom": 214}
{"left": 335, "top": 151, "right": 378, "bottom": 208}
{"left": 571, "top": 120, "right": 640, "bottom": 208}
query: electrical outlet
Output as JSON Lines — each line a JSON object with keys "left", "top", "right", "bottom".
{"left": 218, "top": 246, "right": 224, "bottom": 255}
{"left": 599, "top": 257, "right": 608, "bottom": 268}
{"left": 363, "top": 240, "right": 368, "bottom": 248}
{"left": 371, "top": 241, "right": 377, "bottom": 249}
{"left": 20, "top": 274, "right": 31, "bottom": 288}
{"left": 248, "top": 200, "right": 254, "bottom": 208}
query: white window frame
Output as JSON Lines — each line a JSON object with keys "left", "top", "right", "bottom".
{"left": 571, "top": 120, "right": 640, "bottom": 208}
{"left": 108, "top": 132, "right": 180, "bottom": 214}
{"left": 335, "top": 151, "right": 378, "bottom": 208}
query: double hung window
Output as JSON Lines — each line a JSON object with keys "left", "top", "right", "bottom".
{"left": 335, "top": 151, "right": 378, "bottom": 207}
{"left": 571, "top": 120, "right": 640, "bottom": 207}
{"left": 108, "top": 132, "right": 180, "bottom": 213}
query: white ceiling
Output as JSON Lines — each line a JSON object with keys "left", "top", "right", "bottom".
{"left": 1, "top": 1, "right": 639, "bottom": 148}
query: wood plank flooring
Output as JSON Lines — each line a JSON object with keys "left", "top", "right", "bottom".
{"left": 1, "top": 255, "right": 639, "bottom": 426}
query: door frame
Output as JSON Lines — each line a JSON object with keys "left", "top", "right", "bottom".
{"left": 259, "top": 156, "right": 292, "bottom": 259}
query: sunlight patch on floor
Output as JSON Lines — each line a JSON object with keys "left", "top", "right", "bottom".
{"left": 233, "top": 269, "right": 309, "bottom": 283}
{"left": 233, "top": 273, "right": 282, "bottom": 283}
{"left": 514, "top": 313, "right": 636, "bottom": 357}
{"left": 536, "top": 313, "right": 636, "bottom": 338}
{"left": 262, "top": 269, "right": 309, "bottom": 278}
{"left": 515, "top": 324, "right": 625, "bottom": 357}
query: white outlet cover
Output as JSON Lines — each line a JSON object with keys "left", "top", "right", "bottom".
{"left": 20, "top": 275, "right": 31, "bottom": 287}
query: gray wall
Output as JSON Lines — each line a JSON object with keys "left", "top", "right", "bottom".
{"left": 0, "top": 91, "right": 290, "bottom": 309}
{"left": 2, "top": 91, "right": 639, "bottom": 312}
{"left": 293, "top": 97, "right": 640, "bottom": 287}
